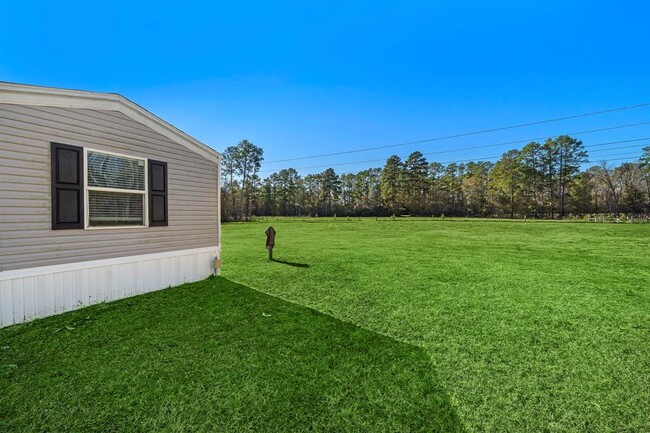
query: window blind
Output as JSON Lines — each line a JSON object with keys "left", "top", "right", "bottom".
{"left": 87, "top": 151, "right": 145, "bottom": 191}
{"left": 88, "top": 191, "right": 144, "bottom": 226}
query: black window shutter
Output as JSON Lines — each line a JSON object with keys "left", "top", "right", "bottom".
{"left": 51, "top": 142, "right": 84, "bottom": 230}
{"left": 148, "top": 160, "right": 168, "bottom": 226}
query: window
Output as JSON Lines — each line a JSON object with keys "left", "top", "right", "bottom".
{"left": 86, "top": 150, "right": 147, "bottom": 227}
{"left": 52, "top": 143, "right": 168, "bottom": 230}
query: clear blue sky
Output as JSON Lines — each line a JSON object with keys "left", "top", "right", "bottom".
{"left": 2, "top": 1, "right": 649, "bottom": 176}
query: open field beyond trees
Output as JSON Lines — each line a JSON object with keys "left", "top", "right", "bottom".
{"left": 1, "top": 218, "right": 649, "bottom": 432}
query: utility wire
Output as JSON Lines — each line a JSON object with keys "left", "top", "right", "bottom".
{"left": 263, "top": 103, "right": 650, "bottom": 164}
{"left": 585, "top": 150, "right": 646, "bottom": 159}
{"left": 415, "top": 150, "right": 644, "bottom": 167}
{"left": 259, "top": 135, "right": 650, "bottom": 174}
{"left": 332, "top": 153, "right": 643, "bottom": 177}
{"left": 587, "top": 143, "right": 650, "bottom": 153}
{"left": 587, "top": 155, "right": 644, "bottom": 164}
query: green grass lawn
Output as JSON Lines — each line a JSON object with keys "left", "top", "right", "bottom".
{"left": 0, "top": 278, "right": 461, "bottom": 432}
{"left": 221, "top": 218, "right": 650, "bottom": 432}
{"left": 1, "top": 218, "right": 648, "bottom": 432}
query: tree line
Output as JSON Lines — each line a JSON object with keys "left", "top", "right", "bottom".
{"left": 221, "top": 137, "right": 650, "bottom": 220}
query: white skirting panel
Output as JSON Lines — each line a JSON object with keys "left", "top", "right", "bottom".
{"left": 0, "top": 246, "right": 219, "bottom": 328}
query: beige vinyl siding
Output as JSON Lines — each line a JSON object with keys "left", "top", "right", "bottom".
{"left": 0, "top": 104, "right": 219, "bottom": 271}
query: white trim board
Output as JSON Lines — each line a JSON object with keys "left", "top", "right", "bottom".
{"left": 0, "top": 82, "right": 221, "bottom": 165}
{"left": 0, "top": 246, "right": 219, "bottom": 281}
{"left": 0, "top": 246, "right": 219, "bottom": 327}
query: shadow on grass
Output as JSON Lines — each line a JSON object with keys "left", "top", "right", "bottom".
{"left": 271, "top": 258, "right": 310, "bottom": 268}
{"left": 0, "top": 277, "right": 465, "bottom": 433}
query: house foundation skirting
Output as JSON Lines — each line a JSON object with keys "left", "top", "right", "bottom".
{"left": 0, "top": 246, "right": 220, "bottom": 327}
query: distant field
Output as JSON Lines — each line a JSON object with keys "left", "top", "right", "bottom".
{"left": 223, "top": 218, "right": 650, "bottom": 432}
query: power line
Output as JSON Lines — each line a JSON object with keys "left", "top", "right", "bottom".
{"left": 586, "top": 150, "right": 645, "bottom": 159}
{"left": 588, "top": 143, "right": 650, "bottom": 153}
{"left": 586, "top": 155, "right": 644, "bottom": 164}
{"left": 259, "top": 135, "right": 650, "bottom": 174}
{"left": 417, "top": 150, "right": 644, "bottom": 167}
{"left": 331, "top": 153, "right": 643, "bottom": 177}
{"left": 263, "top": 103, "right": 650, "bottom": 164}
{"left": 585, "top": 136, "right": 650, "bottom": 148}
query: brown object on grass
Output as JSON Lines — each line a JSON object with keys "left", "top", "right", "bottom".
{"left": 265, "top": 226, "right": 276, "bottom": 259}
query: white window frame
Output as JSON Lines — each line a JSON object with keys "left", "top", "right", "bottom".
{"left": 83, "top": 147, "right": 149, "bottom": 230}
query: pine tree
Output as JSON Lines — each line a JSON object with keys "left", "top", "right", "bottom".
{"left": 520, "top": 142, "right": 544, "bottom": 216}
{"left": 319, "top": 168, "right": 341, "bottom": 216}
{"left": 403, "top": 151, "right": 429, "bottom": 214}
{"left": 490, "top": 150, "right": 524, "bottom": 218}
{"left": 555, "top": 135, "right": 588, "bottom": 217}
{"left": 380, "top": 155, "right": 404, "bottom": 213}
{"left": 233, "top": 139, "right": 264, "bottom": 220}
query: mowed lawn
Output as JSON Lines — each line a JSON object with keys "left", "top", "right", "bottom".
{"left": 1, "top": 219, "right": 648, "bottom": 432}
{"left": 0, "top": 278, "right": 460, "bottom": 432}
{"left": 222, "top": 218, "right": 650, "bottom": 432}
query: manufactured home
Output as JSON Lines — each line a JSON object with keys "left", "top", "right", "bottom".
{"left": 0, "top": 83, "right": 221, "bottom": 327}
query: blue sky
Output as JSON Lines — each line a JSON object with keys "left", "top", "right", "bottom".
{"left": 2, "top": 1, "right": 649, "bottom": 175}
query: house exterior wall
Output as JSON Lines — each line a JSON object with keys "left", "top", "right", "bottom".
{"left": 0, "top": 246, "right": 218, "bottom": 327}
{"left": 0, "top": 104, "right": 220, "bottom": 272}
